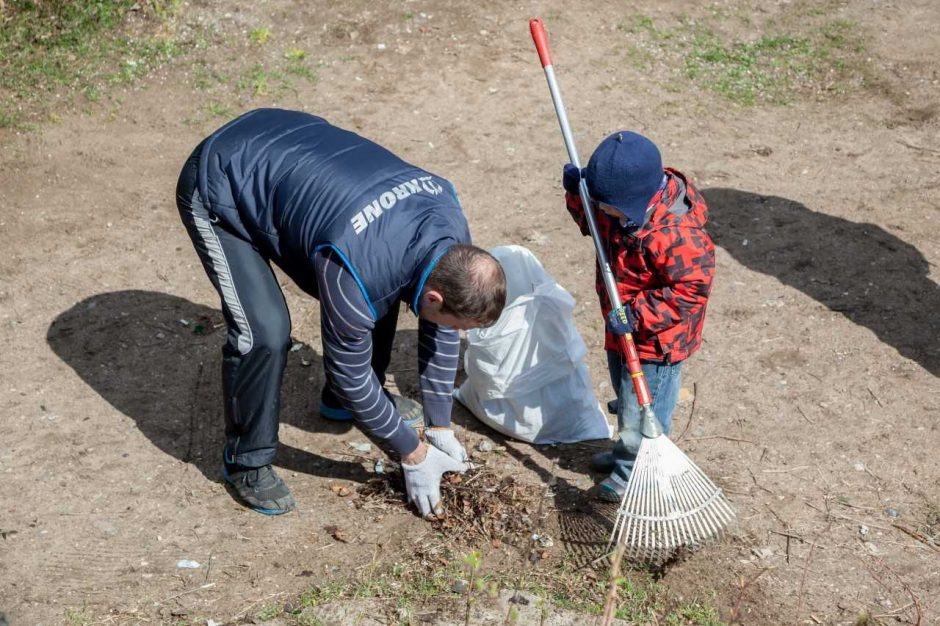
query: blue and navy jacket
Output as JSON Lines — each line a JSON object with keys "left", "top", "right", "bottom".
{"left": 196, "top": 108, "right": 471, "bottom": 319}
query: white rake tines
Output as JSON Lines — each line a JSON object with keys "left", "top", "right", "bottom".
{"left": 610, "top": 435, "right": 736, "bottom": 562}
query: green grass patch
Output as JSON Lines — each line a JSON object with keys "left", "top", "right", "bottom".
{"left": 64, "top": 607, "right": 90, "bottom": 626}
{"left": 249, "top": 26, "right": 271, "bottom": 46}
{"left": 184, "top": 47, "right": 316, "bottom": 123}
{"left": 617, "top": 6, "right": 870, "bottom": 105}
{"left": 256, "top": 603, "right": 284, "bottom": 621}
{"left": 666, "top": 600, "right": 724, "bottom": 625}
{"left": 0, "top": 0, "right": 184, "bottom": 128}
{"left": 683, "top": 22, "right": 863, "bottom": 104}
{"left": 281, "top": 550, "right": 725, "bottom": 625}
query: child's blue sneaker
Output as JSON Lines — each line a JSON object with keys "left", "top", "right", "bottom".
{"left": 594, "top": 476, "right": 627, "bottom": 503}
{"left": 319, "top": 394, "right": 423, "bottom": 428}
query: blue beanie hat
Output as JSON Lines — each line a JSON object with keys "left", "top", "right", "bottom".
{"left": 585, "top": 131, "right": 663, "bottom": 227}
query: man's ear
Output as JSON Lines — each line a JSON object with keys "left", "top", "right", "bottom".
{"left": 420, "top": 288, "right": 444, "bottom": 312}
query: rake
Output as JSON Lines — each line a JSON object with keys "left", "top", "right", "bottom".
{"left": 529, "top": 18, "right": 735, "bottom": 565}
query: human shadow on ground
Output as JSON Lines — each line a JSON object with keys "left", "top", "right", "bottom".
{"left": 46, "top": 290, "right": 427, "bottom": 486}
{"left": 703, "top": 188, "right": 939, "bottom": 376}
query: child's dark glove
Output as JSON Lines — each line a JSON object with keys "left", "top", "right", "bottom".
{"left": 562, "top": 163, "right": 583, "bottom": 195}
{"left": 607, "top": 305, "right": 636, "bottom": 336}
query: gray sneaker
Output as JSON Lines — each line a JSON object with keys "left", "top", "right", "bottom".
{"left": 223, "top": 463, "right": 296, "bottom": 515}
{"left": 390, "top": 394, "right": 424, "bottom": 430}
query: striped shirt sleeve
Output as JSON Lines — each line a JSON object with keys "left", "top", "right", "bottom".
{"left": 417, "top": 318, "right": 459, "bottom": 427}
{"left": 315, "top": 249, "right": 419, "bottom": 456}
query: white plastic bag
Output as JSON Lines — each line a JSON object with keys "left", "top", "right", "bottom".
{"left": 454, "top": 245, "right": 612, "bottom": 444}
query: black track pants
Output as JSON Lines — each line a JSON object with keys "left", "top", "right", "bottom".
{"left": 176, "top": 148, "right": 290, "bottom": 468}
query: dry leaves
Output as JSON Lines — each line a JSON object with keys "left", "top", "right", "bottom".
{"left": 357, "top": 466, "right": 548, "bottom": 544}
{"left": 329, "top": 483, "right": 352, "bottom": 497}
{"left": 323, "top": 525, "right": 348, "bottom": 543}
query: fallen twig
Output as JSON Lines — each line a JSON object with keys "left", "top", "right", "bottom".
{"left": 891, "top": 523, "right": 939, "bottom": 553}
{"left": 590, "top": 548, "right": 616, "bottom": 567}
{"left": 804, "top": 501, "right": 893, "bottom": 532}
{"left": 685, "top": 435, "right": 757, "bottom": 445}
{"left": 796, "top": 405, "right": 814, "bottom": 425}
{"left": 866, "top": 386, "right": 884, "bottom": 407}
{"left": 729, "top": 567, "right": 770, "bottom": 624}
{"left": 767, "top": 529, "right": 828, "bottom": 551}
{"left": 747, "top": 468, "right": 774, "bottom": 495}
{"left": 762, "top": 466, "right": 810, "bottom": 474}
{"left": 161, "top": 582, "right": 216, "bottom": 602}
{"left": 599, "top": 542, "right": 627, "bottom": 626}
{"left": 896, "top": 139, "right": 940, "bottom": 155}
{"left": 872, "top": 601, "right": 915, "bottom": 619}
{"left": 796, "top": 521, "right": 830, "bottom": 622}
{"left": 862, "top": 555, "right": 923, "bottom": 626}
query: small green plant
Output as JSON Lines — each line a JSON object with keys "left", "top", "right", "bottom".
{"left": 284, "top": 49, "right": 316, "bottom": 80}
{"left": 299, "top": 580, "right": 348, "bottom": 608}
{"left": 618, "top": 14, "right": 663, "bottom": 37}
{"left": 462, "top": 550, "right": 483, "bottom": 626}
{"left": 64, "top": 607, "right": 90, "bottom": 626}
{"left": 487, "top": 580, "right": 499, "bottom": 599}
{"left": 285, "top": 48, "right": 307, "bottom": 62}
{"left": 613, "top": 575, "right": 663, "bottom": 621}
{"left": 395, "top": 596, "right": 414, "bottom": 625}
{"left": 536, "top": 591, "right": 549, "bottom": 624}
{"left": 256, "top": 603, "right": 283, "bottom": 620}
{"left": 854, "top": 610, "right": 877, "bottom": 626}
{"left": 152, "top": 0, "right": 183, "bottom": 20}
{"left": 205, "top": 102, "right": 235, "bottom": 118}
{"left": 237, "top": 63, "right": 278, "bottom": 97}
{"left": 665, "top": 600, "right": 724, "bottom": 625}
{"left": 249, "top": 27, "right": 272, "bottom": 45}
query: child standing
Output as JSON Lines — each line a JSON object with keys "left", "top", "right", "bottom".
{"left": 562, "top": 131, "right": 715, "bottom": 502}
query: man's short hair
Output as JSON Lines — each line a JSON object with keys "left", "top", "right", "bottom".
{"left": 426, "top": 244, "right": 506, "bottom": 325}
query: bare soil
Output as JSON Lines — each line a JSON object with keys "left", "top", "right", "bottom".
{"left": 1, "top": 1, "right": 938, "bottom": 624}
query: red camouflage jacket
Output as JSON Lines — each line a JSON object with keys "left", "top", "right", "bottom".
{"left": 566, "top": 168, "right": 714, "bottom": 363}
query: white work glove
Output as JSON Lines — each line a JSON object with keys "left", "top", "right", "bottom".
{"left": 425, "top": 428, "right": 469, "bottom": 463}
{"left": 402, "top": 445, "right": 468, "bottom": 517}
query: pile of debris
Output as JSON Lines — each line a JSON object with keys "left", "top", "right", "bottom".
{"left": 357, "top": 467, "right": 550, "bottom": 544}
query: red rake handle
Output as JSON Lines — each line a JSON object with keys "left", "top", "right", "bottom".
{"left": 529, "top": 17, "right": 655, "bottom": 413}
{"left": 530, "top": 18, "right": 553, "bottom": 67}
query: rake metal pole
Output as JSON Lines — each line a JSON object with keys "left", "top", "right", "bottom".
{"left": 529, "top": 18, "right": 661, "bottom": 445}
{"left": 530, "top": 18, "right": 643, "bottom": 625}
{"left": 530, "top": 18, "right": 734, "bottom": 568}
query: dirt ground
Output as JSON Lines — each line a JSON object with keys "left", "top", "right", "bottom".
{"left": 1, "top": 0, "right": 938, "bottom": 624}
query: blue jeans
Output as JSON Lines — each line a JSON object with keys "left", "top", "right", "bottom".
{"left": 606, "top": 350, "right": 682, "bottom": 487}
